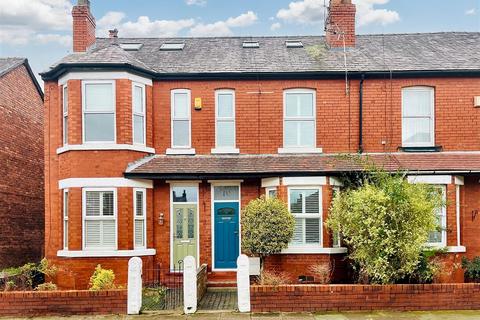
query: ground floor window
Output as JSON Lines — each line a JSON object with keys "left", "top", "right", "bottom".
{"left": 134, "top": 188, "right": 146, "bottom": 249}
{"left": 427, "top": 185, "right": 447, "bottom": 246}
{"left": 63, "top": 189, "right": 68, "bottom": 249}
{"left": 83, "top": 188, "right": 117, "bottom": 250}
{"left": 265, "top": 187, "right": 277, "bottom": 199}
{"left": 288, "top": 187, "right": 322, "bottom": 246}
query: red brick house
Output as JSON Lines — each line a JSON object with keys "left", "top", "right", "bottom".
{"left": 41, "top": 0, "right": 480, "bottom": 289}
{"left": 0, "top": 58, "right": 44, "bottom": 268}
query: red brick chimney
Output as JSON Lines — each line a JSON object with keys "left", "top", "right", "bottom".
{"left": 72, "top": 0, "right": 96, "bottom": 52}
{"left": 325, "top": 0, "right": 356, "bottom": 48}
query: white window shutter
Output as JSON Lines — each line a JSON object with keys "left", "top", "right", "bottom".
{"left": 85, "top": 220, "right": 101, "bottom": 247}
{"left": 102, "top": 220, "right": 116, "bottom": 247}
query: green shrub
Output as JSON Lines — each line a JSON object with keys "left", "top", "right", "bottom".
{"left": 35, "top": 282, "right": 58, "bottom": 291}
{"left": 241, "top": 196, "right": 295, "bottom": 272}
{"left": 462, "top": 256, "right": 480, "bottom": 282}
{"left": 326, "top": 157, "right": 444, "bottom": 284}
{"left": 89, "top": 265, "right": 116, "bottom": 291}
{"left": 0, "top": 258, "right": 58, "bottom": 291}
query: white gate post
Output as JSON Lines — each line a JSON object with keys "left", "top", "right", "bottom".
{"left": 183, "top": 256, "right": 197, "bottom": 314}
{"left": 237, "top": 254, "right": 251, "bottom": 313}
{"left": 127, "top": 257, "right": 142, "bottom": 315}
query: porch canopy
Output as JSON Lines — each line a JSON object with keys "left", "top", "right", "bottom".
{"left": 124, "top": 152, "right": 480, "bottom": 180}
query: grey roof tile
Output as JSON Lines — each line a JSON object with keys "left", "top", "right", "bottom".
{"left": 0, "top": 57, "right": 26, "bottom": 77}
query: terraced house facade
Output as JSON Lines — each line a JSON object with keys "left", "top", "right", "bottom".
{"left": 42, "top": 0, "right": 480, "bottom": 288}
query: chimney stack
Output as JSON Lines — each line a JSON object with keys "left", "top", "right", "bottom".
{"left": 72, "top": 0, "right": 96, "bottom": 52}
{"left": 109, "top": 28, "right": 118, "bottom": 38}
{"left": 326, "top": 0, "right": 356, "bottom": 48}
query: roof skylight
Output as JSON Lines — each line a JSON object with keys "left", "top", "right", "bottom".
{"left": 242, "top": 41, "right": 259, "bottom": 48}
{"left": 285, "top": 40, "right": 303, "bottom": 48}
{"left": 120, "top": 43, "right": 143, "bottom": 51}
{"left": 160, "top": 43, "right": 185, "bottom": 51}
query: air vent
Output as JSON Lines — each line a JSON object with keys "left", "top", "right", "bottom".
{"left": 285, "top": 40, "right": 303, "bottom": 48}
{"left": 242, "top": 41, "right": 259, "bottom": 48}
{"left": 120, "top": 43, "right": 143, "bottom": 51}
{"left": 160, "top": 43, "right": 185, "bottom": 51}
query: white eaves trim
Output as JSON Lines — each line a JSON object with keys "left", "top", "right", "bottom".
{"left": 211, "top": 147, "right": 240, "bottom": 154}
{"left": 58, "top": 71, "right": 153, "bottom": 86}
{"left": 59, "top": 178, "right": 153, "bottom": 189}
{"left": 166, "top": 148, "right": 196, "bottom": 155}
{"left": 407, "top": 175, "right": 452, "bottom": 185}
{"left": 281, "top": 247, "right": 347, "bottom": 254}
{"left": 57, "top": 249, "right": 156, "bottom": 258}
{"left": 283, "top": 176, "right": 327, "bottom": 186}
{"left": 57, "top": 144, "right": 155, "bottom": 154}
{"left": 261, "top": 177, "right": 280, "bottom": 188}
{"left": 278, "top": 147, "right": 323, "bottom": 154}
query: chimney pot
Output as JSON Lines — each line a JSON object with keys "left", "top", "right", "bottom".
{"left": 109, "top": 29, "right": 118, "bottom": 38}
{"left": 77, "top": 0, "right": 90, "bottom": 6}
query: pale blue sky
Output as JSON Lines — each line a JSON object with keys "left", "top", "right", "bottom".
{"left": 0, "top": 0, "right": 479, "bottom": 85}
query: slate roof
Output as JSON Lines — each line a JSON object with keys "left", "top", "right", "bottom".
{"left": 124, "top": 152, "right": 480, "bottom": 179}
{"left": 0, "top": 57, "right": 26, "bottom": 77}
{"left": 42, "top": 32, "right": 480, "bottom": 79}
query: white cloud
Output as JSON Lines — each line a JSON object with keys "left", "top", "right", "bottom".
{"left": 465, "top": 8, "right": 476, "bottom": 15}
{"left": 96, "top": 12, "right": 195, "bottom": 38}
{"left": 275, "top": 0, "right": 399, "bottom": 27}
{"left": 35, "top": 33, "right": 72, "bottom": 46}
{"left": 0, "top": 0, "right": 72, "bottom": 46}
{"left": 185, "top": 0, "right": 207, "bottom": 6}
{"left": 189, "top": 11, "right": 258, "bottom": 36}
{"left": 271, "top": 22, "right": 281, "bottom": 31}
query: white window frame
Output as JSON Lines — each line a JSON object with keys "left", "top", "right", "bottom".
{"left": 62, "top": 85, "right": 68, "bottom": 145}
{"left": 265, "top": 187, "right": 277, "bottom": 199}
{"left": 425, "top": 185, "right": 447, "bottom": 247}
{"left": 133, "top": 188, "right": 147, "bottom": 249}
{"left": 132, "top": 82, "right": 146, "bottom": 145}
{"left": 82, "top": 80, "right": 116, "bottom": 144}
{"left": 213, "top": 89, "right": 238, "bottom": 153}
{"left": 170, "top": 89, "right": 192, "bottom": 149}
{"left": 63, "top": 189, "right": 69, "bottom": 250}
{"left": 82, "top": 187, "right": 118, "bottom": 251}
{"left": 401, "top": 86, "right": 435, "bottom": 147}
{"left": 286, "top": 186, "right": 323, "bottom": 251}
{"left": 331, "top": 186, "right": 341, "bottom": 248}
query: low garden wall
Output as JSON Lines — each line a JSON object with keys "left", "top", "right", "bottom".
{"left": 251, "top": 283, "right": 480, "bottom": 312}
{"left": 0, "top": 289, "right": 127, "bottom": 317}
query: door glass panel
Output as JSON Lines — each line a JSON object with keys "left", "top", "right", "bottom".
{"left": 175, "top": 208, "right": 183, "bottom": 239}
{"left": 187, "top": 208, "right": 195, "bottom": 239}
{"left": 218, "top": 207, "right": 235, "bottom": 216}
{"left": 214, "top": 186, "right": 239, "bottom": 201}
{"left": 172, "top": 187, "right": 198, "bottom": 202}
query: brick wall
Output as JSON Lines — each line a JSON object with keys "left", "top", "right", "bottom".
{"left": 0, "top": 64, "right": 44, "bottom": 268}
{"left": 250, "top": 283, "right": 480, "bottom": 312}
{"left": 0, "top": 290, "right": 126, "bottom": 316}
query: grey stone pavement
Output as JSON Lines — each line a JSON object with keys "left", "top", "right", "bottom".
{"left": 4, "top": 310, "right": 480, "bottom": 320}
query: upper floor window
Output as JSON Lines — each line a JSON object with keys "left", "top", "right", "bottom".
{"left": 215, "top": 90, "right": 236, "bottom": 150}
{"left": 134, "top": 189, "right": 146, "bottom": 249}
{"left": 82, "top": 81, "right": 115, "bottom": 143}
{"left": 288, "top": 187, "right": 322, "bottom": 246}
{"left": 283, "top": 89, "right": 316, "bottom": 149}
{"left": 83, "top": 188, "right": 117, "bottom": 250}
{"left": 132, "top": 83, "right": 146, "bottom": 145}
{"left": 63, "top": 86, "right": 68, "bottom": 145}
{"left": 171, "top": 89, "right": 191, "bottom": 148}
{"left": 402, "top": 87, "right": 434, "bottom": 147}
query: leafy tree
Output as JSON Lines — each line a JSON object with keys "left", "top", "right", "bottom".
{"left": 326, "top": 160, "right": 444, "bottom": 284}
{"left": 241, "top": 196, "right": 295, "bottom": 273}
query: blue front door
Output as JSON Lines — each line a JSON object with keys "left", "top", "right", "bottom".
{"left": 214, "top": 202, "right": 239, "bottom": 269}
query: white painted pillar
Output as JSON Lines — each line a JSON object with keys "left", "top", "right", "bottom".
{"left": 127, "top": 257, "right": 142, "bottom": 315}
{"left": 183, "top": 256, "right": 197, "bottom": 314}
{"left": 237, "top": 254, "right": 251, "bottom": 313}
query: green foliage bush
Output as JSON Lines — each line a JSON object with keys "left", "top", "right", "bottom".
{"left": 0, "top": 258, "right": 58, "bottom": 290}
{"left": 462, "top": 256, "right": 480, "bottom": 282}
{"left": 35, "top": 282, "right": 58, "bottom": 291}
{"left": 326, "top": 158, "right": 444, "bottom": 284}
{"left": 241, "top": 196, "right": 295, "bottom": 270}
{"left": 89, "top": 265, "right": 116, "bottom": 291}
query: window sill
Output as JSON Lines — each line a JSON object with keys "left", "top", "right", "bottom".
{"left": 424, "top": 245, "right": 466, "bottom": 253}
{"left": 57, "top": 144, "right": 155, "bottom": 154}
{"left": 278, "top": 147, "right": 323, "bottom": 154}
{"left": 399, "top": 146, "right": 442, "bottom": 152}
{"left": 211, "top": 147, "right": 240, "bottom": 154}
{"left": 57, "top": 249, "right": 156, "bottom": 257}
{"left": 166, "top": 148, "right": 196, "bottom": 155}
{"left": 281, "top": 246, "right": 347, "bottom": 254}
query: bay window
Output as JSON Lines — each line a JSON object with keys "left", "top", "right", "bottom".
{"left": 132, "top": 83, "right": 146, "bottom": 145}
{"left": 171, "top": 89, "right": 191, "bottom": 148}
{"left": 83, "top": 188, "right": 117, "bottom": 250}
{"left": 427, "top": 185, "right": 447, "bottom": 247}
{"left": 283, "top": 89, "right": 316, "bottom": 150}
{"left": 63, "top": 85, "right": 68, "bottom": 145}
{"left": 214, "top": 90, "right": 236, "bottom": 151}
{"left": 63, "top": 189, "right": 68, "bottom": 249}
{"left": 134, "top": 188, "right": 146, "bottom": 249}
{"left": 402, "top": 86, "right": 435, "bottom": 147}
{"left": 288, "top": 187, "right": 322, "bottom": 246}
{"left": 83, "top": 81, "right": 115, "bottom": 143}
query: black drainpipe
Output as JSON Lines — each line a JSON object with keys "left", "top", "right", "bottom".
{"left": 358, "top": 74, "right": 365, "bottom": 153}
